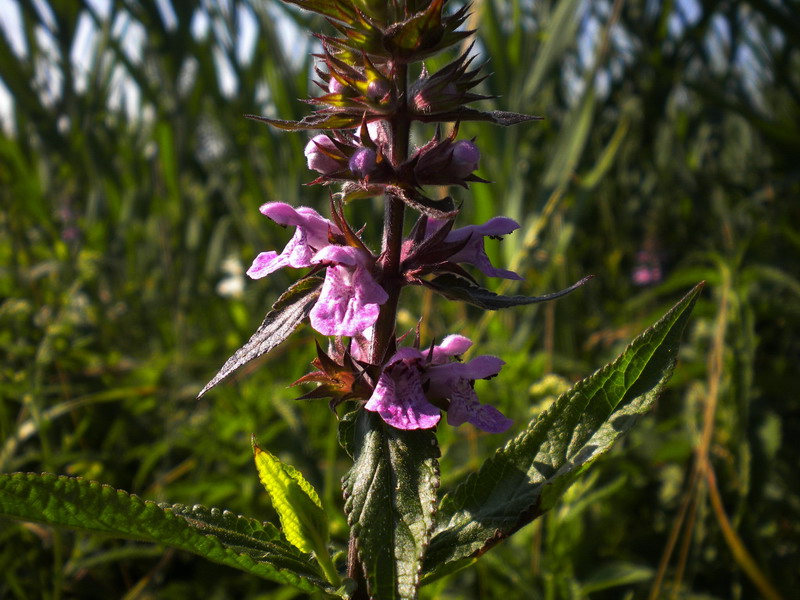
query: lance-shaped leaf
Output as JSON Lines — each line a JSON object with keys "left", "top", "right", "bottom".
{"left": 421, "top": 282, "right": 704, "bottom": 583}
{"left": 413, "top": 108, "right": 544, "bottom": 126}
{"left": 421, "top": 273, "right": 593, "bottom": 310}
{"left": 253, "top": 438, "right": 340, "bottom": 586}
{"left": 246, "top": 112, "right": 365, "bottom": 131}
{"left": 341, "top": 410, "right": 440, "bottom": 600}
{"left": 198, "top": 277, "right": 323, "bottom": 398}
{"left": 0, "top": 473, "right": 332, "bottom": 595}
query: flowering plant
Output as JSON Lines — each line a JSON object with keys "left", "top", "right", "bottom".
{"left": 0, "top": 1, "right": 701, "bottom": 598}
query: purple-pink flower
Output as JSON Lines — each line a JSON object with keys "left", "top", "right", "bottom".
{"left": 427, "top": 216, "right": 524, "bottom": 280}
{"left": 349, "top": 147, "right": 377, "bottom": 178}
{"left": 364, "top": 335, "right": 512, "bottom": 433}
{"left": 247, "top": 203, "right": 335, "bottom": 277}
{"left": 365, "top": 347, "right": 442, "bottom": 430}
{"left": 247, "top": 202, "right": 387, "bottom": 336}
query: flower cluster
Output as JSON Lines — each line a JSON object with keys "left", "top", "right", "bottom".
{"left": 247, "top": 201, "right": 523, "bottom": 431}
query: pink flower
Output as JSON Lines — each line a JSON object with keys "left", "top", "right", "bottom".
{"left": 364, "top": 348, "right": 442, "bottom": 430}
{"left": 309, "top": 246, "right": 389, "bottom": 336}
{"left": 364, "top": 335, "right": 512, "bottom": 432}
{"left": 426, "top": 337, "right": 512, "bottom": 433}
{"left": 247, "top": 203, "right": 387, "bottom": 336}
{"left": 632, "top": 250, "right": 663, "bottom": 286}
{"left": 348, "top": 147, "right": 377, "bottom": 178}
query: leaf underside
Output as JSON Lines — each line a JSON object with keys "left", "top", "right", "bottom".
{"left": 0, "top": 473, "right": 331, "bottom": 595}
{"left": 197, "top": 277, "right": 323, "bottom": 398}
{"left": 341, "top": 411, "right": 440, "bottom": 600}
{"left": 421, "top": 282, "right": 704, "bottom": 582}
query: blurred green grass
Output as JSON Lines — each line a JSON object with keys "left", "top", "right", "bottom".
{"left": 1, "top": 1, "right": 798, "bottom": 598}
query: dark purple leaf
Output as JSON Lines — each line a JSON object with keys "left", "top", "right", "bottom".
{"left": 422, "top": 273, "right": 593, "bottom": 310}
{"left": 197, "top": 277, "right": 323, "bottom": 398}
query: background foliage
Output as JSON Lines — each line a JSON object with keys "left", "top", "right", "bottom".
{"left": 1, "top": 0, "right": 798, "bottom": 598}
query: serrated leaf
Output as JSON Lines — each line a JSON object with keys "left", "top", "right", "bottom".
{"left": 253, "top": 439, "right": 328, "bottom": 555}
{"left": 0, "top": 473, "right": 332, "bottom": 595}
{"left": 421, "top": 282, "right": 704, "bottom": 582}
{"left": 198, "top": 277, "right": 323, "bottom": 398}
{"left": 422, "top": 273, "right": 593, "bottom": 310}
{"left": 342, "top": 410, "right": 440, "bottom": 600}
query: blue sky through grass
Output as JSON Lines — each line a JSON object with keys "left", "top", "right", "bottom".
{"left": 0, "top": 0, "right": 283, "bottom": 132}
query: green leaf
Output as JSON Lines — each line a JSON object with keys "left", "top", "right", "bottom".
{"left": 197, "top": 277, "right": 323, "bottom": 398}
{"left": 252, "top": 438, "right": 339, "bottom": 586}
{"left": 579, "top": 561, "right": 655, "bottom": 595}
{"left": 342, "top": 410, "right": 440, "bottom": 600}
{"left": 0, "top": 473, "right": 332, "bottom": 595}
{"left": 421, "top": 282, "right": 704, "bottom": 582}
{"left": 422, "top": 273, "right": 593, "bottom": 310}
{"left": 253, "top": 439, "right": 328, "bottom": 554}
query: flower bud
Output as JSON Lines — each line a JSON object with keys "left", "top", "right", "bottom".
{"left": 366, "top": 78, "right": 390, "bottom": 101}
{"left": 349, "top": 147, "right": 377, "bottom": 178}
{"left": 328, "top": 77, "right": 346, "bottom": 95}
{"left": 451, "top": 140, "right": 480, "bottom": 177}
{"left": 305, "top": 135, "right": 342, "bottom": 175}
{"left": 411, "top": 83, "right": 458, "bottom": 114}
{"left": 412, "top": 137, "right": 482, "bottom": 186}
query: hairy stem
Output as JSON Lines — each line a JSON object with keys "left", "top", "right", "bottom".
{"left": 370, "top": 61, "right": 409, "bottom": 365}
{"left": 349, "top": 61, "right": 410, "bottom": 598}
